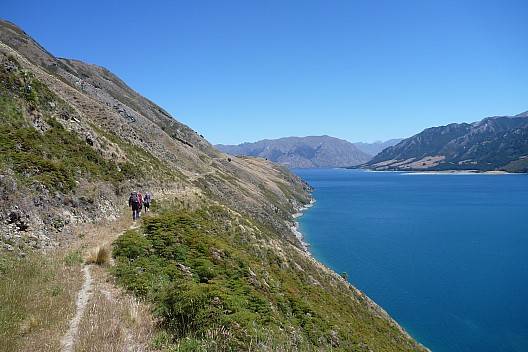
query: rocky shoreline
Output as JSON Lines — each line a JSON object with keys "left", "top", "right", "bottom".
{"left": 290, "top": 198, "right": 316, "bottom": 253}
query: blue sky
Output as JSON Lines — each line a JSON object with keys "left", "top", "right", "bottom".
{"left": 2, "top": 1, "right": 527, "bottom": 144}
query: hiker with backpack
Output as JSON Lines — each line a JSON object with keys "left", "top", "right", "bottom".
{"left": 137, "top": 192, "right": 143, "bottom": 218}
{"left": 143, "top": 192, "right": 151, "bottom": 212}
{"left": 128, "top": 191, "right": 141, "bottom": 220}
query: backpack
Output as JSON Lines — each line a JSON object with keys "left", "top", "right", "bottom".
{"left": 131, "top": 191, "right": 139, "bottom": 203}
{"left": 144, "top": 192, "right": 151, "bottom": 202}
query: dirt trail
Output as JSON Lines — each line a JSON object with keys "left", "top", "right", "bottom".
{"left": 61, "top": 265, "right": 92, "bottom": 352}
{"left": 58, "top": 187, "right": 198, "bottom": 351}
{"left": 59, "top": 213, "right": 154, "bottom": 351}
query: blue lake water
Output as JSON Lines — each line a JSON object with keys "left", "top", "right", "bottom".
{"left": 292, "top": 168, "right": 528, "bottom": 352}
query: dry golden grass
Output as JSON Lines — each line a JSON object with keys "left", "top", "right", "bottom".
{"left": 68, "top": 211, "right": 160, "bottom": 351}
{"left": 0, "top": 248, "right": 83, "bottom": 352}
{"left": 73, "top": 265, "right": 156, "bottom": 352}
{"left": 85, "top": 245, "right": 111, "bottom": 265}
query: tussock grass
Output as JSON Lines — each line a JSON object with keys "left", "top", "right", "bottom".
{"left": 0, "top": 212, "right": 159, "bottom": 352}
{"left": 85, "top": 245, "right": 111, "bottom": 265}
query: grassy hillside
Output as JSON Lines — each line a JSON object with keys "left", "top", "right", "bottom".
{"left": 0, "top": 56, "right": 130, "bottom": 191}
{"left": 0, "top": 20, "right": 427, "bottom": 351}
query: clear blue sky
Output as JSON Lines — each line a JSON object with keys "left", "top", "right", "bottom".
{"left": 2, "top": 1, "right": 527, "bottom": 144}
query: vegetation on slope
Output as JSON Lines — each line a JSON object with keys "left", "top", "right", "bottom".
{"left": 0, "top": 53, "right": 176, "bottom": 192}
{"left": 0, "top": 249, "right": 82, "bottom": 351}
{"left": 112, "top": 202, "right": 426, "bottom": 351}
{"left": 0, "top": 52, "right": 181, "bottom": 251}
{"left": 0, "top": 219, "right": 156, "bottom": 352}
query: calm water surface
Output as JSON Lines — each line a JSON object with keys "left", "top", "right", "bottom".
{"left": 293, "top": 169, "right": 528, "bottom": 352}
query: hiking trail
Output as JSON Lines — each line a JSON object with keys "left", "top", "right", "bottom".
{"left": 60, "top": 219, "right": 147, "bottom": 351}
{"left": 61, "top": 265, "right": 92, "bottom": 352}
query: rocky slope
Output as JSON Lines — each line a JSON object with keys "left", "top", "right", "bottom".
{"left": 0, "top": 19, "right": 427, "bottom": 351}
{"left": 216, "top": 135, "right": 372, "bottom": 168}
{"left": 0, "top": 19, "right": 312, "bottom": 250}
{"left": 364, "top": 112, "right": 528, "bottom": 173}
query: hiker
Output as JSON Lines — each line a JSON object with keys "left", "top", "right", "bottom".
{"left": 128, "top": 191, "right": 140, "bottom": 221}
{"left": 137, "top": 192, "right": 143, "bottom": 218}
{"left": 143, "top": 192, "right": 151, "bottom": 212}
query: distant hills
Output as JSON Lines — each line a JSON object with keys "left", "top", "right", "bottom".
{"left": 216, "top": 136, "right": 394, "bottom": 168}
{"left": 364, "top": 112, "right": 528, "bottom": 173}
{"left": 215, "top": 111, "right": 528, "bottom": 173}
{"left": 353, "top": 139, "right": 403, "bottom": 156}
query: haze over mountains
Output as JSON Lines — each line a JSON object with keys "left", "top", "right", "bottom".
{"left": 3, "top": 15, "right": 523, "bottom": 351}
{"left": 353, "top": 139, "right": 404, "bottom": 156}
{"left": 365, "top": 112, "right": 528, "bottom": 173}
{"left": 0, "top": 18, "right": 320, "bottom": 258}
{"left": 1, "top": 15, "right": 524, "bottom": 351}
{"left": 216, "top": 136, "right": 401, "bottom": 168}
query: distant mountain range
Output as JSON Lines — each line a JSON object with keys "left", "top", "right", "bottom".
{"left": 215, "top": 110, "right": 528, "bottom": 173}
{"left": 353, "top": 139, "right": 403, "bottom": 156}
{"left": 216, "top": 135, "right": 379, "bottom": 168}
{"left": 364, "top": 111, "right": 528, "bottom": 173}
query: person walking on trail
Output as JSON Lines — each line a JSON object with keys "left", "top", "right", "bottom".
{"left": 143, "top": 192, "right": 151, "bottom": 212}
{"left": 129, "top": 191, "right": 140, "bottom": 221}
{"left": 137, "top": 192, "right": 143, "bottom": 218}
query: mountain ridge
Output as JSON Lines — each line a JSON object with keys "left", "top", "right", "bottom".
{"left": 364, "top": 112, "right": 528, "bottom": 173}
{"left": 216, "top": 135, "right": 373, "bottom": 168}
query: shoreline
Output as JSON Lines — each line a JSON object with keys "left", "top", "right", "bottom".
{"left": 401, "top": 169, "right": 514, "bottom": 175}
{"left": 291, "top": 198, "right": 316, "bottom": 253}
{"left": 401, "top": 171, "right": 511, "bottom": 175}
{"left": 360, "top": 168, "right": 517, "bottom": 175}
{"left": 288, "top": 194, "right": 431, "bottom": 351}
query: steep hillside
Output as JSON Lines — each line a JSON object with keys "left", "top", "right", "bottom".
{"left": 0, "top": 20, "right": 427, "bottom": 351}
{"left": 0, "top": 19, "right": 311, "bottom": 248}
{"left": 364, "top": 113, "right": 528, "bottom": 173}
{"left": 216, "top": 135, "right": 372, "bottom": 168}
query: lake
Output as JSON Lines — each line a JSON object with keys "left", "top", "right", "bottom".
{"left": 293, "top": 168, "right": 528, "bottom": 352}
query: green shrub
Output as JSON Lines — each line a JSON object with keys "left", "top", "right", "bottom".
{"left": 172, "top": 337, "right": 212, "bottom": 352}
{"left": 151, "top": 330, "right": 171, "bottom": 349}
{"left": 112, "top": 230, "right": 150, "bottom": 261}
{"left": 0, "top": 62, "right": 154, "bottom": 192}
